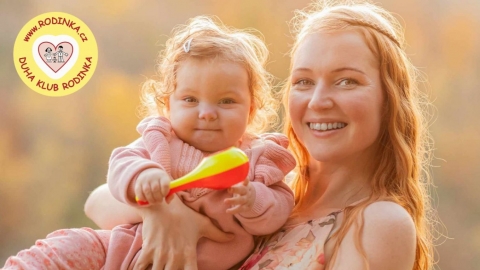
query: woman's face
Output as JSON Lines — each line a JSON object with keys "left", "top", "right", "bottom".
{"left": 288, "top": 30, "right": 384, "bottom": 163}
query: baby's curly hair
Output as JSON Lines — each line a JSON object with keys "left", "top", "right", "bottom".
{"left": 140, "top": 16, "right": 278, "bottom": 134}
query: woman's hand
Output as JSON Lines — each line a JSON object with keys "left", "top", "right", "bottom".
{"left": 133, "top": 195, "right": 234, "bottom": 270}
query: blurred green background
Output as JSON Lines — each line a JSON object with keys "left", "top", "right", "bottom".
{"left": 1, "top": 0, "right": 479, "bottom": 269}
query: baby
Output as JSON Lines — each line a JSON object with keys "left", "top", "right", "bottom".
{"left": 106, "top": 16, "right": 296, "bottom": 270}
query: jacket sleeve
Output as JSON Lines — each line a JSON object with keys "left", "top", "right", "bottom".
{"left": 244, "top": 133, "right": 297, "bottom": 186}
{"left": 235, "top": 133, "right": 296, "bottom": 235}
{"left": 234, "top": 180, "right": 294, "bottom": 235}
{"left": 107, "top": 138, "right": 164, "bottom": 205}
{"left": 107, "top": 116, "right": 173, "bottom": 205}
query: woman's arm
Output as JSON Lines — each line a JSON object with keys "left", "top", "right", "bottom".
{"left": 84, "top": 184, "right": 141, "bottom": 229}
{"left": 85, "top": 183, "right": 234, "bottom": 269}
{"left": 329, "top": 201, "right": 416, "bottom": 269}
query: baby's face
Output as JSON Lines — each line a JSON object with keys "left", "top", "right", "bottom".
{"left": 168, "top": 58, "right": 252, "bottom": 153}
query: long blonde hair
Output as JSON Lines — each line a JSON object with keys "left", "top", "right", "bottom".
{"left": 139, "top": 16, "right": 278, "bottom": 134}
{"left": 284, "top": 1, "right": 435, "bottom": 269}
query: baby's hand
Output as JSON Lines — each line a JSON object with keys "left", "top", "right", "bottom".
{"left": 224, "top": 179, "right": 256, "bottom": 215}
{"left": 135, "top": 168, "right": 172, "bottom": 205}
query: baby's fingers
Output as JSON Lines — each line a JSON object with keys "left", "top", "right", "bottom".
{"left": 135, "top": 185, "right": 149, "bottom": 205}
{"left": 224, "top": 195, "right": 247, "bottom": 207}
{"left": 142, "top": 184, "right": 158, "bottom": 204}
{"left": 150, "top": 181, "right": 165, "bottom": 203}
{"left": 225, "top": 204, "right": 244, "bottom": 215}
{"left": 135, "top": 183, "right": 161, "bottom": 205}
{"left": 228, "top": 182, "right": 248, "bottom": 195}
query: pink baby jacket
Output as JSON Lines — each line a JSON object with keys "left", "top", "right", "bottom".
{"left": 107, "top": 116, "right": 296, "bottom": 270}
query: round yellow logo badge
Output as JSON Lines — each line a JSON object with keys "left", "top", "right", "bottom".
{"left": 13, "top": 12, "right": 98, "bottom": 97}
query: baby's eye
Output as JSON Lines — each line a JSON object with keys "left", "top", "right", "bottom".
{"left": 219, "top": 98, "right": 235, "bottom": 104}
{"left": 184, "top": 97, "right": 197, "bottom": 103}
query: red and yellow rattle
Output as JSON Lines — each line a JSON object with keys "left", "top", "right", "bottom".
{"left": 136, "top": 147, "right": 250, "bottom": 205}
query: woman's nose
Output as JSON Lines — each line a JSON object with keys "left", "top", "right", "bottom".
{"left": 308, "top": 83, "right": 334, "bottom": 110}
{"left": 198, "top": 104, "right": 218, "bottom": 121}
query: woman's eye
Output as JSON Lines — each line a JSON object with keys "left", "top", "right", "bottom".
{"left": 293, "top": 79, "right": 313, "bottom": 86}
{"left": 338, "top": 78, "right": 358, "bottom": 87}
{"left": 184, "top": 97, "right": 197, "bottom": 103}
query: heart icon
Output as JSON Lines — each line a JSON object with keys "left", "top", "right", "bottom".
{"left": 32, "top": 35, "right": 79, "bottom": 80}
{"left": 38, "top": 42, "right": 73, "bottom": 73}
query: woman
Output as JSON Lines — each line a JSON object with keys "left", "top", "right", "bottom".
{"left": 86, "top": 1, "right": 435, "bottom": 269}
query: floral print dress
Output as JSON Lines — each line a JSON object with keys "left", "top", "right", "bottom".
{"left": 240, "top": 211, "right": 340, "bottom": 270}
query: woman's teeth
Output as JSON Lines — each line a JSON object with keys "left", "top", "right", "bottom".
{"left": 309, "top": 122, "right": 346, "bottom": 131}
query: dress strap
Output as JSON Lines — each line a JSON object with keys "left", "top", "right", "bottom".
{"left": 324, "top": 210, "right": 342, "bottom": 243}
{"left": 342, "top": 196, "right": 369, "bottom": 210}
{"left": 324, "top": 196, "right": 370, "bottom": 243}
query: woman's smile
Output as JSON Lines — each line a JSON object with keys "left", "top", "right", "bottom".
{"left": 308, "top": 122, "right": 347, "bottom": 131}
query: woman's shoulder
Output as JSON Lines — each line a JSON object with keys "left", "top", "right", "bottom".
{"left": 336, "top": 200, "right": 415, "bottom": 246}
{"left": 362, "top": 201, "right": 415, "bottom": 230}
{"left": 351, "top": 201, "right": 416, "bottom": 267}
{"left": 329, "top": 201, "right": 416, "bottom": 269}
{"left": 360, "top": 201, "right": 416, "bottom": 245}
